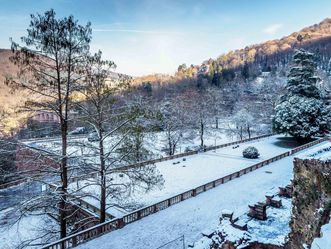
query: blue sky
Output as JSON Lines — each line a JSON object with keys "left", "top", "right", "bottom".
{"left": 1, "top": 0, "right": 331, "bottom": 76}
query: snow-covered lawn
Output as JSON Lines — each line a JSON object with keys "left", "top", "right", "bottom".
{"left": 0, "top": 207, "right": 56, "bottom": 249}
{"left": 75, "top": 140, "right": 330, "bottom": 249}
{"left": 24, "top": 129, "right": 249, "bottom": 163}
{"left": 71, "top": 135, "right": 298, "bottom": 217}
{"left": 297, "top": 142, "right": 331, "bottom": 161}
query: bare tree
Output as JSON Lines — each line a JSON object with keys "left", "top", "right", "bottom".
{"left": 206, "top": 87, "right": 225, "bottom": 129}
{"left": 229, "top": 109, "right": 254, "bottom": 140}
{"left": 159, "top": 98, "right": 185, "bottom": 155}
{"left": 179, "top": 90, "right": 213, "bottom": 148}
{"left": 74, "top": 51, "right": 163, "bottom": 223}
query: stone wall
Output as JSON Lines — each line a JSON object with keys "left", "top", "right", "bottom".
{"left": 15, "top": 144, "right": 59, "bottom": 172}
{"left": 287, "top": 158, "right": 331, "bottom": 249}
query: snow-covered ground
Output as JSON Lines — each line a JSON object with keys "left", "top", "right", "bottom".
{"left": 0, "top": 181, "right": 57, "bottom": 249}
{"left": 70, "top": 135, "right": 298, "bottom": 217}
{"left": 75, "top": 140, "right": 330, "bottom": 249}
{"left": 192, "top": 196, "right": 292, "bottom": 249}
{"left": 0, "top": 130, "right": 263, "bottom": 248}
{"left": 297, "top": 142, "right": 331, "bottom": 161}
{"left": 311, "top": 217, "right": 331, "bottom": 249}
{"left": 0, "top": 207, "right": 56, "bottom": 249}
{"left": 23, "top": 129, "right": 249, "bottom": 164}
{"left": 0, "top": 181, "right": 42, "bottom": 210}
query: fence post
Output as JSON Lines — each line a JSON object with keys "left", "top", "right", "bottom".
{"left": 72, "top": 236, "right": 77, "bottom": 247}
{"left": 117, "top": 218, "right": 125, "bottom": 228}
{"left": 61, "top": 241, "right": 66, "bottom": 249}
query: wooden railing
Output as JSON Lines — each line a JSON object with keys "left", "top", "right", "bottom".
{"left": 45, "top": 184, "right": 115, "bottom": 221}
{"left": 73, "top": 198, "right": 114, "bottom": 220}
{"left": 42, "top": 136, "right": 328, "bottom": 249}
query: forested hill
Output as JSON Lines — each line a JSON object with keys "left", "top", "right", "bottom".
{"left": 135, "top": 18, "right": 331, "bottom": 87}
{"left": 0, "top": 49, "right": 29, "bottom": 134}
{"left": 0, "top": 49, "right": 17, "bottom": 84}
{"left": 3, "top": 18, "right": 331, "bottom": 89}
{"left": 0, "top": 49, "right": 23, "bottom": 110}
{"left": 212, "top": 18, "right": 331, "bottom": 70}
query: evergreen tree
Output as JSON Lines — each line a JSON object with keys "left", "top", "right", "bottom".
{"left": 273, "top": 49, "right": 330, "bottom": 140}
{"left": 241, "top": 62, "right": 250, "bottom": 80}
{"left": 286, "top": 50, "right": 320, "bottom": 98}
{"left": 10, "top": 9, "right": 92, "bottom": 239}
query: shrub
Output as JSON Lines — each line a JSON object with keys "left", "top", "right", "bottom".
{"left": 243, "top": 146, "right": 260, "bottom": 159}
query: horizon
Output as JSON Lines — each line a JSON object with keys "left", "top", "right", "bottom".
{"left": 1, "top": 0, "right": 331, "bottom": 76}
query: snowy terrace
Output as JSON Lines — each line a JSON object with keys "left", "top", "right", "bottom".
{"left": 192, "top": 197, "right": 292, "bottom": 249}
{"left": 3, "top": 136, "right": 329, "bottom": 249}
{"left": 74, "top": 140, "right": 331, "bottom": 249}
{"left": 296, "top": 142, "right": 331, "bottom": 161}
{"left": 69, "top": 134, "right": 300, "bottom": 217}
{"left": 22, "top": 129, "right": 234, "bottom": 163}
{"left": 0, "top": 131, "right": 263, "bottom": 248}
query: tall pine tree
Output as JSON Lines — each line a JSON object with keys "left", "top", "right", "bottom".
{"left": 273, "top": 49, "right": 330, "bottom": 141}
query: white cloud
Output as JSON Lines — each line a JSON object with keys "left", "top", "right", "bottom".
{"left": 263, "top": 23, "right": 283, "bottom": 35}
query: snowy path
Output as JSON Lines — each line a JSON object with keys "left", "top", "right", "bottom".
{"left": 76, "top": 135, "right": 300, "bottom": 216}
{"left": 77, "top": 141, "right": 330, "bottom": 249}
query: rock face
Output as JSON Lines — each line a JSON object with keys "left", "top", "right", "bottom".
{"left": 221, "top": 242, "right": 283, "bottom": 249}
{"left": 287, "top": 158, "right": 331, "bottom": 249}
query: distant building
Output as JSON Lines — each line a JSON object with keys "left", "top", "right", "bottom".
{"left": 31, "top": 111, "right": 60, "bottom": 123}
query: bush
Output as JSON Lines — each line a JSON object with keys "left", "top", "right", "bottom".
{"left": 243, "top": 146, "right": 260, "bottom": 159}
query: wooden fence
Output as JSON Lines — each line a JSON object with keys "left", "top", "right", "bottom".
{"left": 41, "top": 136, "right": 328, "bottom": 249}
{"left": 73, "top": 198, "right": 115, "bottom": 220}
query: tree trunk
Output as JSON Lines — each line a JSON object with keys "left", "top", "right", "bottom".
{"left": 99, "top": 130, "right": 106, "bottom": 223}
{"left": 169, "top": 141, "right": 173, "bottom": 156}
{"left": 215, "top": 117, "right": 219, "bottom": 129}
{"left": 167, "top": 131, "right": 174, "bottom": 156}
{"left": 200, "top": 120, "right": 204, "bottom": 148}
{"left": 60, "top": 119, "right": 68, "bottom": 239}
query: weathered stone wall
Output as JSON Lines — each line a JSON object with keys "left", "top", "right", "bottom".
{"left": 220, "top": 242, "right": 283, "bottom": 249}
{"left": 287, "top": 158, "right": 331, "bottom": 249}
{"left": 15, "top": 144, "right": 59, "bottom": 172}
{"left": 244, "top": 243, "right": 283, "bottom": 249}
